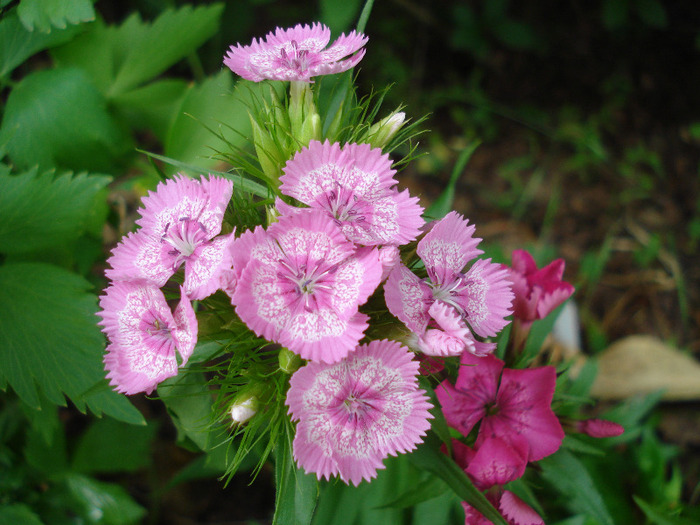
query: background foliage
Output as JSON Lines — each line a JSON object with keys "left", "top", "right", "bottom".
{"left": 0, "top": 0, "right": 698, "bottom": 523}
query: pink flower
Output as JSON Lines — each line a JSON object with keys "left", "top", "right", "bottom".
{"left": 106, "top": 175, "right": 234, "bottom": 301}
{"left": 286, "top": 339, "right": 433, "bottom": 485}
{"left": 224, "top": 23, "right": 368, "bottom": 82}
{"left": 575, "top": 418, "right": 624, "bottom": 438}
{"left": 384, "top": 211, "right": 513, "bottom": 356}
{"left": 230, "top": 209, "right": 382, "bottom": 363}
{"left": 437, "top": 352, "right": 564, "bottom": 463}
{"left": 97, "top": 282, "right": 197, "bottom": 395}
{"left": 508, "top": 249, "right": 575, "bottom": 325}
{"left": 278, "top": 140, "right": 424, "bottom": 246}
{"left": 449, "top": 439, "right": 543, "bottom": 525}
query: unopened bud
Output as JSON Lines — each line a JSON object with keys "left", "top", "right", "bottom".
{"left": 575, "top": 418, "right": 624, "bottom": 438}
{"left": 230, "top": 395, "right": 258, "bottom": 425}
{"left": 278, "top": 347, "right": 302, "bottom": 374}
{"left": 366, "top": 111, "right": 406, "bottom": 149}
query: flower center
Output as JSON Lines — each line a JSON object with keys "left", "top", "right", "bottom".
{"left": 162, "top": 217, "right": 208, "bottom": 267}
{"left": 277, "top": 256, "right": 339, "bottom": 311}
{"left": 280, "top": 41, "right": 310, "bottom": 73}
{"left": 430, "top": 277, "right": 473, "bottom": 317}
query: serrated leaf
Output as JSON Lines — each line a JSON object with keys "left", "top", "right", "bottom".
{"left": 540, "top": 449, "right": 615, "bottom": 525}
{"left": 108, "top": 4, "right": 224, "bottom": 96}
{"left": 0, "top": 12, "right": 82, "bottom": 78}
{"left": 0, "top": 262, "right": 142, "bottom": 425}
{"left": 17, "top": 0, "right": 95, "bottom": 32}
{"left": 0, "top": 169, "right": 110, "bottom": 254}
{"left": 72, "top": 417, "right": 156, "bottom": 474}
{"left": 0, "top": 67, "right": 132, "bottom": 172}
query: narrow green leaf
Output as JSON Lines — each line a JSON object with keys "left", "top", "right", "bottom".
{"left": 634, "top": 496, "right": 697, "bottom": 525}
{"left": 321, "top": 0, "right": 363, "bottom": 34}
{"left": 539, "top": 449, "right": 615, "bottom": 525}
{"left": 17, "top": 0, "right": 94, "bottom": 32}
{"left": 425, "top": 141, "right": 480, "bottom": 220}
{"left": 356, "top": 0, "right": 375, "bottom": 34}
{"left": 273, "top": 431, "right": 319, "bottom": 525}
{"left": 514, "top": 302, "right": 566, "bottom": 368}
{"left": 0, "top": 68, "right": 132, "bottom": 172}
{"left": 0, "top": 169, "right": 110, "bottom": 254}
{"left": 0, "top": 12, "right": 82, "bottom": 78}
{"left": 408, "top": 432, "right": 508, "bottom": 525}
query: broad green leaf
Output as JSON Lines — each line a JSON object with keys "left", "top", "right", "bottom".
{"left": 539, "top": 449, "right": 615, "bottom": 525}
{"left": 111, "top": 79, "right": 189, "bottom": 141}
{"left": 165, "top": 72, "right": 263, "bottom": 172}
{"left": 0, "top": 68, "right": 132, "bottom": 172}
{"left": 17, "top": 0, "right": 94, "bottom": 32}
{"left": 0, "top": 262, "right": 142, "bottom": 424}
{"left": 0, "top": 169, "right": 110, "bottom": 254}
{"left": 0, "top": 12, "right": 82, "bottom": 78}
{"left": 320, "top": 0, "right": 363, "bottom": 34}
{"left": 24, "top": 410, "right": 68, "bottom": 475}
{"left": 108, "top": 4, "right": 223, "bottom": 96}
{"left": 71, "top": 417, "right": 157, "bottom": 474}
{"left": 0, "top": 504, "right": 44, "bottom": 525}
{"left": 61, "top": 473, "right": 146, "bottom": 525}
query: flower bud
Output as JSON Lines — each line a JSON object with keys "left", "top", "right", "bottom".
{"left": 230, "top": 394, "right": 258, "bottom": 425}
{"left": 278, "top": 347, "right": 302, "bottom": 374}
{"left": 366, "top": 111, "right": 406, "bottom": 149}
{"left": 575, "top": 418, "right": 624, "bottom": 438}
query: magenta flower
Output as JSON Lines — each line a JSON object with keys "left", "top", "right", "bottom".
{"left": 575, "top": 418, "right": 624, "bottom": 438}
{"left": 106, "top": 175, "right": 234, "bottom": 301}
{"left": 449, "top": 438, "right": 543, "bottom": 525}
{"left": 224, "top": 23, "right": 368, "bottom": 82}
{"left": 508, "top": 249, "right": 575, "bottom": 325}
{"left": 278, "top": 140, "right": 424, "bottom": 246}
{"left": 97, "top": 282, "right": 197, "bottom": 395}
{"left": 286, "top": 339, "right": 433, "bottom": 485}
{"left": 230, "top": 209, "right": 382, "bottom": 363}
{"left": 437, "top": 352, "right": 564, "bottom": 463}
{"left": 384, "top": 211, "right": 513, "bottom": 356}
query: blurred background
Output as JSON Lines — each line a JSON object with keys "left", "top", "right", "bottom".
{"left": 1, "top": 0, "right": 699, "bottom": 523}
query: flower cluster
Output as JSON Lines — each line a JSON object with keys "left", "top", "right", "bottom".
{"left": 95, "top": 20, "right": 622, "bottom": 524}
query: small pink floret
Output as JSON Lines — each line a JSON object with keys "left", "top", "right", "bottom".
{"left": 508, "top": 249, "right": 575, "bottom": 323}
{"left": 280, "top": 140, "right": 424, "bottom": 246}
{"left": 230, "top": 209, "right": 382, "bottom": 363}
{"left": 437, "top": 352, "right": 564, "bottom": 463}
{"left": 97, "top": 282, "right": 197, "bottom": 395}
{"left": 286, "top": 339, "right": 433, "bottom": 486}
{"left": 224, "top": 23, "right": 368, "bottom": 82}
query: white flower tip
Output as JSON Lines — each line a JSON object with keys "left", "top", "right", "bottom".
{"left": 230, "top": 397, "right": 257, "bottom": 425}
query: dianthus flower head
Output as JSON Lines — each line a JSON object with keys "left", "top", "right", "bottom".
{"left": 384, "top": 211, "right": 513, "bottom": 356}
{"left": 508, "top": 249, "right": 575, "bottom": 325}
{"left": 286, "top": 339, "right": 433, "bottom": 486}
{"left": 230, "top": 209, "right": 382, "bottom": 363}
{"left": 224, "top": 23, "right": 367, "bottom": 82}
{"left": 278, "top": 140, "right": 424, "bottom": 246}
{"left": 106, "top": 175, "right": 234, "bottom": 301}
{"left": 449, "top": 439, "right": 543, "bottom": 525}
{"left": 437, "top": 352, "right": 564, "bottom": 463}
{"left": 97, "top": 282, "right": 197, "bottom": 395}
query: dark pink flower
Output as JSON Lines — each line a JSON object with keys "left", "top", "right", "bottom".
{"left": 508, "top": 249, "right": 574, "bottom": 324}
{"left": 224, "top": 23, "right": 367, "bottom": 82}
{"left": 97, "top": 282, "right": 197, "bottom": 395}
{"left": 106, "top": 175, "right": 234, "bottom": 301}
{"left": 461, "top": 492, "right": 544, "bottom": 525}
{"left": 575, "top": 418, "right": 624, "bottom": 438}
{"left": 437, "top": 352, "right": 564, "bottom": 462}
{"left": 384, "top": 212, "right": 513, "bottom": 356}
{"left": 230, "top": 209, "right": 382, "bottom": 363}
{"left": 286, "top": 339, "right": 433, "bottom": 485}
{"left": 279, "top": 140, "right": 424, "bottom": 246}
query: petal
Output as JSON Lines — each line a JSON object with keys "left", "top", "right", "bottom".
{"left": 105, "top": 230, "right": 173, "bottom": 287}
{"left": 511, "top": 249, "right": 538, "bottom": 276}
{"left": 172, "top": 287, "right": 198, "bottom": 363}
{"left": 184, "top": 233, "right": 236, "bottom": 300}
{"left": 499, "top": 491, "right": 545, "bottom": 525}
{"left": 383, "top": 263, "right": 432, "bottom": 334}
{"left": 466, "top": 436, "right": 528, "bottom": 488}
{"left": 458, "top": 258, "right": 514, "bottom": 338}
{"left": 417, "top": 211, "right": 483, "bottom": 286}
